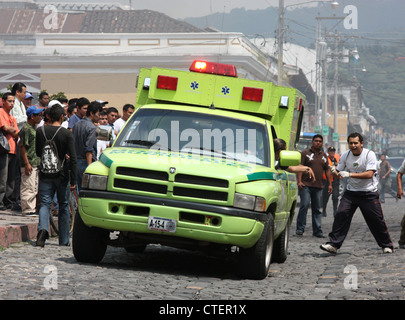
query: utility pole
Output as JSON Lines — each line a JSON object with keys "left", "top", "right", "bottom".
{"left": 277, "top": 0, "right": 284, "bottom": 86}
{"left": 333, "top": 31, "right": 339, "bottom": 147}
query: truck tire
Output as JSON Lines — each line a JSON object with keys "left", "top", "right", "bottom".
{"left": 72, "top": 213, "right": 109, "bottom": 263}
{"left": 272, "top": 216, "right": 290, "bottom": 263}
{"left": 238, "top": 214, "right": 274, "bottom": 280}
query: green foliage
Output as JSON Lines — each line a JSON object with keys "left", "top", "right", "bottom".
{"left": 49, "top": 92, "right": 67, "bottom": 101}
{"left": 355, "top": 44, "right": 405, "bottom": 134}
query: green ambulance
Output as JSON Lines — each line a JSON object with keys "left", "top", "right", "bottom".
{"left": 73, "top": 61, "right": 306, "bottom": 280}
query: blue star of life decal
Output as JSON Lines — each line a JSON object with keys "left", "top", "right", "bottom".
{"left": 190, "top": 81, "right": 199, "bottom": 90}
{"left": 222, "top": 86, "right": 230, "bottom": 95}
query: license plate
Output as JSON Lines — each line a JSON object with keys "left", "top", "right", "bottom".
{"left": 147, "top": 216, "right": 177, "bottom": 233}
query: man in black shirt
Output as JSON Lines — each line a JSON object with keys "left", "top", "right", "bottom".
{"left": 72, "top": 101, "right": 103, "bottom": 190}
{"left": 35, "top": 105, "right": 77, "bottom": 247}
{"left": 296, "top": 134, "right": 331, "bottom": 238}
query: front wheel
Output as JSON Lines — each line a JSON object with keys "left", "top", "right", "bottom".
{"left": 238, "top": 214, "right": 274, "bottom": 280}
{"left": 72, "top": 213, "right": 109, "bottom": 263}
{"left": 272, "top": 216, "right": 290, "bottom": 263}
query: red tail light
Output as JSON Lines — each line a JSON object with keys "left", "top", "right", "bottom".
{"left": 157, "top": 75, "right": 178, "bottom": 91}
{"left": 242, "top": 87, "right": 264, "bottom": 102}
{"left": 190, "top": 60, "right": 237, "bottom": 77}
{"left": 298, "top": 98, "right": 303, "bottom": 111}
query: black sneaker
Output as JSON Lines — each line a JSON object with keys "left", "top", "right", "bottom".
{"left": 36, "top": 229, "right": 49, "bottom": 247}
{"left": 12, "top": 204, "right": 22, "bottom": 212}
{"left": 26, "top": 212, "right": 38, "bottom": 217}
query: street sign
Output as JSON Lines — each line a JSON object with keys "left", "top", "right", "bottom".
{"left": 322, "top": 125, "right": 329, "bottom": 136}
{"left": 333, "top": 132, "right": 339, "bottom": 141}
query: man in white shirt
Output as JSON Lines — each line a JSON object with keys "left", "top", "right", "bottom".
{"left": 10, "top": 83, "right": 27, "bottom": 211}
{"left": 113, "top": 104, "right": 135, "bottom": 134}
{"left": 320, "top": 132, "right": 394, "bottom": 255}
{"left": 11, "top": 82, "right": 27, "bottom": 130}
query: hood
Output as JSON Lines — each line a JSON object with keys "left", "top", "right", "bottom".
{"left": 100, "top": 147, "right": 269, "bottom": 183}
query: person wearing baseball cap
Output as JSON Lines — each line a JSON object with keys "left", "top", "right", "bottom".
{"left": 19, "top": 105, "right": 43, "bottom": 216}
{"left": 47, "top": 100, "right": 64, "bottom": 108}
{"left": 23, "top": 92, "right": 34, "bottom": 109}
{"left": 38, "top": 100, "right": 68, "bottom": 129}
{"left": 26, "top": 106, "right": 43, "bottom": 118}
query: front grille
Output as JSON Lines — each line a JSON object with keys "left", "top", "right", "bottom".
{"left": 175, "top": 174, "right": 228, "bottom": 188}
{"left": 116, "top": 167, "right": 168, "bottom": 181}
{"left": 114, "top": 178, "right": 167, "bottom": 194}
{"left": 113, "top": 167, "right": 229, "bottom": 202}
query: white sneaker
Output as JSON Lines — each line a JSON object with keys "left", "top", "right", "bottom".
{"left": 320, "top": 244, "right": 337, "bottom": 254}
{"left": 383, "top": 247, "right": 393, "bottom": 254}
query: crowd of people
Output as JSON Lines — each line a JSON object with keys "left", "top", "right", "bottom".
{"left": 0, "top": 82, "right": 134, "bottom": 247}
{"left": 295, "top": 133, "right": 405, "bottom": 254}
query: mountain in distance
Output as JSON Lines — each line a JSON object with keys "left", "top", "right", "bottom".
{"left": 183, "top": 0, "right": 405, "bottom": 134}
{"left": 184, "top": 0, "right": 405, "bottom": 47}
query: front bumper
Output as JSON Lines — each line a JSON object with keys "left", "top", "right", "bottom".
{"left": 79, "top": 190, "right": 266, "bottom": 248}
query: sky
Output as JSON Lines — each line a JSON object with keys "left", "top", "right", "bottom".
{"left": 38, "top": 0, "right": 310, "bottom": 19}
{"left": 127, "top": 0, "right": 288, "bottom": 18}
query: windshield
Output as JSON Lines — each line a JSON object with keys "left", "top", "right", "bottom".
{"left": 114, "top": 108, "right": 270, "bottom": 166}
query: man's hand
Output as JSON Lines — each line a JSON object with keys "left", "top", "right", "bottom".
{"left": 339, "top": 171, "right": 351, "bottom": 178}
{"left": 305, "top": 167, "right": 315, "bottom": 181}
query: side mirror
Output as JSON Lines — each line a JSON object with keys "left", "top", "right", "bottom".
{"left": 279, "top": 150, "right": 301, "bottom": 167}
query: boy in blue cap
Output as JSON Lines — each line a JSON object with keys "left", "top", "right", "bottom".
{"left": 19, "top": 106, "right": 43, "bottom": 216}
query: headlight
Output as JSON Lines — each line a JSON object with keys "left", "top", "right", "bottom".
{"left": 81, "top": 174, "right": 108, "bottom": 191}
{"left": 234, "top": 193, "right": 266, "bottom": 212}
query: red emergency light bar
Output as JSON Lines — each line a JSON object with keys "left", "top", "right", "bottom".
{"left": 242, "top": 87, "right": 264, "bottom": 103}
{"left": 190, "top": 60, "right": 237, "bottom": 77}
{"left": 157, "top": 75, "right": 178, "bottom": 91}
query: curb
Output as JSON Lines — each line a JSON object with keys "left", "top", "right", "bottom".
{"left": 0, "top": 221, "right": 38, "bottom": 248}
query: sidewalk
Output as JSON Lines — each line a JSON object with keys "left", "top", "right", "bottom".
{"left": 0, "top": 209, "right": 39, "bottom": 248}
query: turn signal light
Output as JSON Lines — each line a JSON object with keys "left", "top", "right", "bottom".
{"left": 242, "top": 87, "right": 264, "bottom": 102}
{"left": 157, "top": 75, "right": 178, "bottom": 91}
{"left": 190, "top": 60, "right": 237, "bottom": 77}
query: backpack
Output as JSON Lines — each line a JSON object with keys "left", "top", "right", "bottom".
{"left": 40, "top": 126, "right": 65, "bottom": 174}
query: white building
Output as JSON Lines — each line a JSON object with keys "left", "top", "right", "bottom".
{"left": 0, "top": 5, "right": 281, "bottom": 109}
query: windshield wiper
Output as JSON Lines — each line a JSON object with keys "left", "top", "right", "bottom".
{"left": 184, "top": 147, "right": 238, "bottom": 161}
{"left": 124, "top": 140, "right": 171, "bottom": 151}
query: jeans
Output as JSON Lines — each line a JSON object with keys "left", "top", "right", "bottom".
{"left": 38, "top": 178, "right": 70, "bottom": 245}
{"left": 0, "top": 153, "right": 8, "bottom": 205}
{"left": 0, "top": 153, "right": 16, "bottom": 207}
{"left": 296, "top": 186, "right": 323, "bottom": 236}
{"left": 322, "top": 179, "right": 340, "bottom": 217}
{"left": 379, "top": 177, "right": 395, "bottom": 201}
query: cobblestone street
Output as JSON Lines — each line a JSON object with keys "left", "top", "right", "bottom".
{"left": 0, "top": 196, "right": 404, "bottom": 301}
